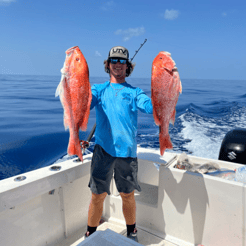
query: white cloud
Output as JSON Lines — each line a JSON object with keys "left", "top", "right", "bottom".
{"left": 163, "top": 9, "right": 179, "bottom": 20}
{"left": 95, "top": 51, "right": 102, "bottom": 57}
{"left": 114, "top": 27, "right": 145, "bottom": 42}
{"left": 0, "top": 0, "right": 15, "bottom": 3}
{"left": 101, "top": 1, "right": 114, "bottom": 11}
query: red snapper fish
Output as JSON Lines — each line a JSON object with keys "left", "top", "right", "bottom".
{"left": 55, "top": 46, "right": 92, "bottom": 161}
{"left": 151, "top": 51, "right": 182, "bottom": 156}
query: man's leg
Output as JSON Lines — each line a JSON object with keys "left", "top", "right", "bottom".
{"left": 120, "top": 191, "right": 136, "bottom": 230}
{"left": 86, "top": 192, "right": 107, "bottom": 236}
{"left": 114, "top": 156, "right": 140, "bottom": 241}
{"left": 120, "top": 191, "right": 138, "bottom": 241}
{"left": 88, "top": 192, "right": 107, "bottom": 226}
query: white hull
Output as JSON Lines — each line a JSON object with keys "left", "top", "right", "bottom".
{"left": 0, "top": 147, "right": 245, "bottom": 246}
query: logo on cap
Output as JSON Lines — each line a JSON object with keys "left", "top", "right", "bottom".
{"left": 109, "top": 46, "right": 129, "bottom": 59}
{"left": 112, "top": 48, "right": 127, "bottom": 55}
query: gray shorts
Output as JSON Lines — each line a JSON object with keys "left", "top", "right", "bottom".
{"left": 88, "top": 144, "right": 141, "bottom": 195}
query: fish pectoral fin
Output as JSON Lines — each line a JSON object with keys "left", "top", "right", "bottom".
{"left": 170, "top": 109, "right": 176, "bottom": 125}
{"left": 179, "top": 80, "right": 182, "bottom": 94}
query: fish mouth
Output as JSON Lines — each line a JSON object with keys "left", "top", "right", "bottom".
{"left": 66, "top": 46, "right": 79, "bottom": 56}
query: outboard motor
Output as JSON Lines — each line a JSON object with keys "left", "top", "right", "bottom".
{"left": 219, "top": 128, "right": 246, "bottom": 164}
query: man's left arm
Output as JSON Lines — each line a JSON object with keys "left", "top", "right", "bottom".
{"left": 136, "top": 88, "right": 153, "bottom": 114}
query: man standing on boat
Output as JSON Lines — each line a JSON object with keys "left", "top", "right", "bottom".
{"left": 85, "top": 46, "right": 153, "bottom": 242}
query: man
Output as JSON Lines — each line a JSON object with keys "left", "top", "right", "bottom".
{"left": 85, "top": 46, "right": 153, "bottom": 242}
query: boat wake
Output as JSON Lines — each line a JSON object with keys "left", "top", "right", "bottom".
{"left": 178, "top": 103, "right": 246, "bottom": 159}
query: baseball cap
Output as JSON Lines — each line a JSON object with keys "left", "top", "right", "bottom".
{"left": 108, "top": 46, "right": 129, "bottom": 60}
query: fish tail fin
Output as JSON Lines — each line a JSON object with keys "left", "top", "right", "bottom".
{"left": 67, "top": 136, "right": 76, "bottom": 156}
{"left": 67, "top": 136, "right": 83, "bottom": 162}
{"left": 170, "top": 109, "right": 176, "bottom": 125}
{"left": 159, "top": 133, "right": 173, "bottom": 156}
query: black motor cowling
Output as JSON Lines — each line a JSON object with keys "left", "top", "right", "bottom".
{"left": 219, "top": 128, "right": 246, "bottom": 164}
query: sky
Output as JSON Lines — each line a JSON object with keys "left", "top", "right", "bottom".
{"left": 0, "top": 0, "right": 245, "bottom": 80}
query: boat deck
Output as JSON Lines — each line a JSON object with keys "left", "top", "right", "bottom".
{"left": 1, "top": 147, "right": 245, "bottom": 246}
{"left": 55, "top": 182, "right": 176, "bottom": 246}
{"left": 56, "top": 220, "right": 177, "bottom": 246}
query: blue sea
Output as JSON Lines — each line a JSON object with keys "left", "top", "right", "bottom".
{"left": 0, "top": 74, "right": 245, "bottom": 180}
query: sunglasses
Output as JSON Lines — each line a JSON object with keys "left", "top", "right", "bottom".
{"left": 109, "top": 58, "right": 127, "bottom": 64}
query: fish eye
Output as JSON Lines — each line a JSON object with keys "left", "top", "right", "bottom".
{"left": 76, "top": 58, "right": 80, "bottom": 61}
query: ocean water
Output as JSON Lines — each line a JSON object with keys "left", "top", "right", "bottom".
{"left": 0, "top": 74, "right": 245, "bottom": 180}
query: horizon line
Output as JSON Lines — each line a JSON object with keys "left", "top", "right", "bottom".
{"left": 0, "top": 74, "right": 245, "bottom": 81}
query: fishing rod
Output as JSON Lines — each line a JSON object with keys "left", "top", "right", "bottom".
{"left": 130, "top": 39, "right": 147, "bottom": 62}
{"left": 80, "top": 39, "right": 148, "bottom": 155}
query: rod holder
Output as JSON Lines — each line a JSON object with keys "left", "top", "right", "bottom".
{"left": 14, "top": 176, "right": 26, "bottom": 182}
{"left": 50, "top": 166, "right": 61, "bottom": 171}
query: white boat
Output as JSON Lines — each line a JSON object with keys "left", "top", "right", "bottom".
{"left": 0, "top": 146, "right": 245, "bottom": 246}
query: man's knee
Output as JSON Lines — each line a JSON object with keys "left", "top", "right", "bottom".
{"left": 91, "top": 192, "right": 107, "bottom": 203}
{"left": 120, "top": 190, "right": 135, "bottom": 201}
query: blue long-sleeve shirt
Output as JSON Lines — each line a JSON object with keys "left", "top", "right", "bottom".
{"left": 90, "top": 81, "right": 153, "bottom": 157}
